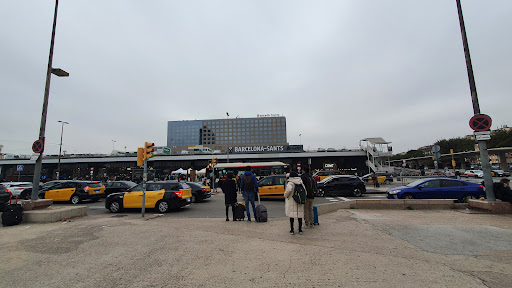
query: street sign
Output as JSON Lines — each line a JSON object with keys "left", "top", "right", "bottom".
{"left": 475, "top": 134, "right": 491, "bottom": 141}
{"left": 297, "top": 162, "right": 301, "bottom": 167}
{"left": 17, "top": 165, "right": 24, "bottom": 171}
{"left": 434, "top": 152, "right": 441, "bottom": 160}
{"left": 32, "top": 139, "right": 44, "bottom": 153}
{"left": 432, "top": 145, "right": 440, "bottom": 153}
{"left": 469, "top": 114, "right": 492, "bottom": 132}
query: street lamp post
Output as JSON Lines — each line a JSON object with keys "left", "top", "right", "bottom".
{"left": 299, "top": 134, "right": 302, "bottom": 145}
{"left": 31, "top": 0, "right": 69, "bottom": 200}
{"left": 56, "top": 120, "right": 69, "bottom": 179}
{"left": 455, "top": 0, "right": 494, "bottom": 200}
{"left": 111, "top": 140, "right": 116, "bottom": 152}
{"left": 226, "top": 112, "right": 230, "bottom": 163}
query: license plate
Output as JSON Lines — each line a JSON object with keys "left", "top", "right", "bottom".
{"left": 94, "top": 190, "right": 100, "bottom": 193}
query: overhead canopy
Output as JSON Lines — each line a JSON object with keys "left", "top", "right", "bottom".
{"left": 171, "top": 168, "right": 186, "bottom": 174}
{"left": 360, "top": 137, "right": 391, "bottom": 145}
{"left": 196, "top": 168, "right": 206, "bottom": 175}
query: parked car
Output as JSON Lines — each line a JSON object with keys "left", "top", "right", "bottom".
{"left": 104, "top": 181, "right": 137, "bottom": 197}
{"left": 361, "top": 173, "right": 393, "bottom": 184}
{"left": 386, "top": 178, "right": 485, "bottom": 203}
{"left": 39, "top": 181, "right": 105, "bottom": 204}
{"left": 0, "top": 184, "right": 13, "bottom": 207}
{"left": 19, "top": 180, "right": 69, "bottom": 200}
{"left": 258, "top": 175, "right": 286, "bottom": 199}
{"left": 313, "top": 170, "right": 343, "bottom": 182}
{"left": 464, "top": 170, "right": 484, "bottom": 178}
{"left": 491, "top": 170, "right": 510, "bottom": 177}
{"left": 0, "top": 182, "right": 32, "bottom": 199}
{"left": 316, "top": 175, "right": 366, "bottom": 197}
{"left": 185, "top": 182, "right": 211, "bottom": 203}
{"left": 105, "top": 181, "right": 192, "bottom": 213}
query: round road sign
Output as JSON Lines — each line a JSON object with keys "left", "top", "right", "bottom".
{"left": 469, "top": 114, "right": 492, "bottom": 132}
{"left": 32, "top": 140, "right": 44, "bottom": 154}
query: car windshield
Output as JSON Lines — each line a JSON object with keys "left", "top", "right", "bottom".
{"left": 406, "top": 179, "right": 427, "bottom": 187}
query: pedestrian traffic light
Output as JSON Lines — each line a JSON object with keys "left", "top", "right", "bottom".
{"left": 144, "top": 142, "right": 155, "bottom": 160}
{"left": 212, "top": 157, "right": 218, "bottom": 166}
{"left": 137, "top": 148, "right": 144, "bottom": 166}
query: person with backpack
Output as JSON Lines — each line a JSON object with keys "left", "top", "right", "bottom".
{"left": 284, "top": 171, "right": 306, "bottom": 235}
{"left": 240, "top": 166, "right": 259, "bottom": 222}
{"left": 300, "top": 167, "right": 317, "bottom": 228}
{"left": 222, "top": 172, "right": 238, "bottom": 221}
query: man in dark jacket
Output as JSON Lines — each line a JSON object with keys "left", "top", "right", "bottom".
{"left": 494, "top": 178, "right": 512, "bottom": 203}
{"left": 240, "top": 166, "right": 259, "bottom": 222}
{"left": 222, "top": 172, "right": 237, "bottom": 221}
{"left": 301, "top": 167, "right": 317, "bottom": 228}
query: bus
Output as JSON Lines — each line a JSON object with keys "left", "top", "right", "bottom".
{"left": 211, "top": 162, "right": 290, "bottom": 179}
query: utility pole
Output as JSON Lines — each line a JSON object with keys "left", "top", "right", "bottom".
{"left": 455, "top": 0, "right": 494, "bottom": 200}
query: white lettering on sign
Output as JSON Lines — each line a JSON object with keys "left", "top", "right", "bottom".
{"left": 257, "top": 114, "right": 281, "bottom": 118}
{"left": 233, "top": 146, "right": 284, "bottom": 153}
{"left": 324, "top": 164, "right": 335, "bottom": 168}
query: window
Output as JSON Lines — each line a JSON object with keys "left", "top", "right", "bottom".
{"left": 421, "top": 180, "right": 441, "bottom": 188}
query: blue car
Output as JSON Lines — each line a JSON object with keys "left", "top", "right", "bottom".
{"left": 386, "top": 178, "right": 485, "bottom": 203}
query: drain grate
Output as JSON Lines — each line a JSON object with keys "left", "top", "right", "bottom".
{"left": 111, "top": 215, "right": 128, "bottom": 218}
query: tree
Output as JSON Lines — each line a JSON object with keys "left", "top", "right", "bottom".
{"left": 434, "top": 137, "right": 474, "bottom": 154}
{"left": 390, "top": 150, "right": 424, "bottom": 160}
{"left": 488, "top": 130, "right": 512, "bottom": 148}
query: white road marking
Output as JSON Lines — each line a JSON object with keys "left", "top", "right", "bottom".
{"left": 338, "top": 197, "right": 350, "bottom": 201}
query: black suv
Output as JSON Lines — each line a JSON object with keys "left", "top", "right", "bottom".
{"left": 185, "top": 182, "right": 211, "bottom": 203}
{"left": 316, "top": 175, "right": 366, "bottom": 197}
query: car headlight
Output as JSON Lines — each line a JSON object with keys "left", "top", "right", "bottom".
{"left": 388, "top": 190, "right": 400, "bottom": 195}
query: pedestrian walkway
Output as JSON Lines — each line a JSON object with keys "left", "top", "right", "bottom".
{"left": 1, "top": 209, "right": 511, "bottom": 287}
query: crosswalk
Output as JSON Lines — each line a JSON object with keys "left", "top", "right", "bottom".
{"left": 325, "top": 195, "right": 387, "bottom": 202}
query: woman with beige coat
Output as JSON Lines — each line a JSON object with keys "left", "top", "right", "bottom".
{"left": 284, "top": 171, "right": 305, "bottom": 235}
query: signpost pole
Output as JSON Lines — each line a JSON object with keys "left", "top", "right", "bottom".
{"left": 456, "top": 0, "right": 494, "bottom": 200}
{"left": 142, "top": 159, "right": 147, "bottom": 218}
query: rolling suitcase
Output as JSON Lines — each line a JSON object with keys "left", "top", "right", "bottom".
{"left": 2, "top": 196, "right": 23, "bottom": 227}
{"left": 313, "top": 205, "right": 319, "bottom": 225}
{"left": 255, "top": 192, "right": 268, "bottom": 222}
{"left": 234, "top": 202, "right": 245, "bottom": 221}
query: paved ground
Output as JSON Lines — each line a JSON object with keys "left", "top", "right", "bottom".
{"left": 2, "top": 208, "right": 512, "bottom": 287}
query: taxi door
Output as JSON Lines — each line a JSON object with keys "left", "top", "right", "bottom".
{"left": 45, "top": 182, "right": 76, "bottom": 201}
{"left": 123, "top": 190, "right": 144, "bottom": 208}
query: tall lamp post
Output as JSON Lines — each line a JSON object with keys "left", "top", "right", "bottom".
{"left": 111, "top": 140, "right": 116, "bottom": 152}
{"left": 31, "top": 0, "right": 69, "bottom": 200}
{"left": 455, "top": 0, "right": 495, "bottom": 200}
{"left": 56, "top": 120, "right": 69, "bottom": 179}
{"left": 226, "top": 112, "right": 230, "bottom": 163}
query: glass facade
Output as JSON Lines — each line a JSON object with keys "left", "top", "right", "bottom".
{"left": 167, "top": 117, "right": 287, "bottom": 146}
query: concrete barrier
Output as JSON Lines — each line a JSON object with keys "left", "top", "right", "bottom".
{"left": 316, "top": 199, "right": 465, "bottom": 215}
{"left": 22, "top": 206, "right": 88, "bottom": 223}
{"left": 468, "top": 200, "right": 512, "bottom": 214}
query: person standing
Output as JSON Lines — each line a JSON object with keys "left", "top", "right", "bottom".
{"left": 222, "top": 172, "right": 237, "bottom": 221}
{"left": 300, "top": 167, "right": 317, "bottom": 228}
{"left": 240, "top": 166, "right": 259, "bottom": 222}
{"left": 284, "top": 171, "right": 305, "bottom": 235}
{"left": 372, "top": 172, "right": 380, "bottom": 188}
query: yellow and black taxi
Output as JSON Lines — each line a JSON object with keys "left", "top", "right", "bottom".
{"left": 38, "top": 180, "right": 105, "bottom": 204}
{"left": 257, "top": 175, "right": 286, "bottom": 199}
{"left": 313, "top": 170, "right": 342, "bottom": 182}
{"left": 105, "top": 181, "right": 192, "bottom": 213}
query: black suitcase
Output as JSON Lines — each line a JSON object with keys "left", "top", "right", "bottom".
{"left": 234, "top": 203, "right": 245, "bottom": 221}
{"left": 2, "top": 196, "right": 23, "bottom": 227}
{"left": 255, "top": 205, "right": 267, "bottom": 222}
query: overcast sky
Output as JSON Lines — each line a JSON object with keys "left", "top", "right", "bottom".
{"left": 1, "top": 0, "right": 511, "bottom": 156}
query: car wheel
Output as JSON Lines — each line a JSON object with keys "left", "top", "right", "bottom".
{"left": 353, "top": 188, "right": 363, "bottom": 197}
{"left": 21, "top": 191, "right": 31, "bottom": 200}
{"left": 317, "top": 189, "right": 325, "bottom": 197}
{"left": 191, "top": 195, "right": 196, "bottom": 203}
{"left": 402, "top": 193, "right": 414, "bottom": 199}
{"left": 70, "top": 194, "right": 81, "bottom": 204}
{"left": 108, "top": 201, "right": 122, "bottom": 213}
{"left": 462, "top": 194, "right": 478, "bottom": 203}
{"left": 384, "top": 180, "right": 390, "bottom": 185}
{"left": 156, "top": 200, "right": 169, "bottom": 213}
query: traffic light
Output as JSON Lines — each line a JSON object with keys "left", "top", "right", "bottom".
{"left": 212, "top": 157, "right": 218, "bottom": 166}
{"left": 208, "top": 160, "right": 212, "bottom": 169}
{"left": 144, "top": 142, "right": 155, "bottom": 160}
{"left": 452, "top": 160, "right": 456, "bottom": 168}
{"left": 137, "top": 148, "right": 144, "bottom": 166}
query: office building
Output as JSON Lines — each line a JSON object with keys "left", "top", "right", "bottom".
{"left": 167, "top": 116, "right": 287, "bottom": 148}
